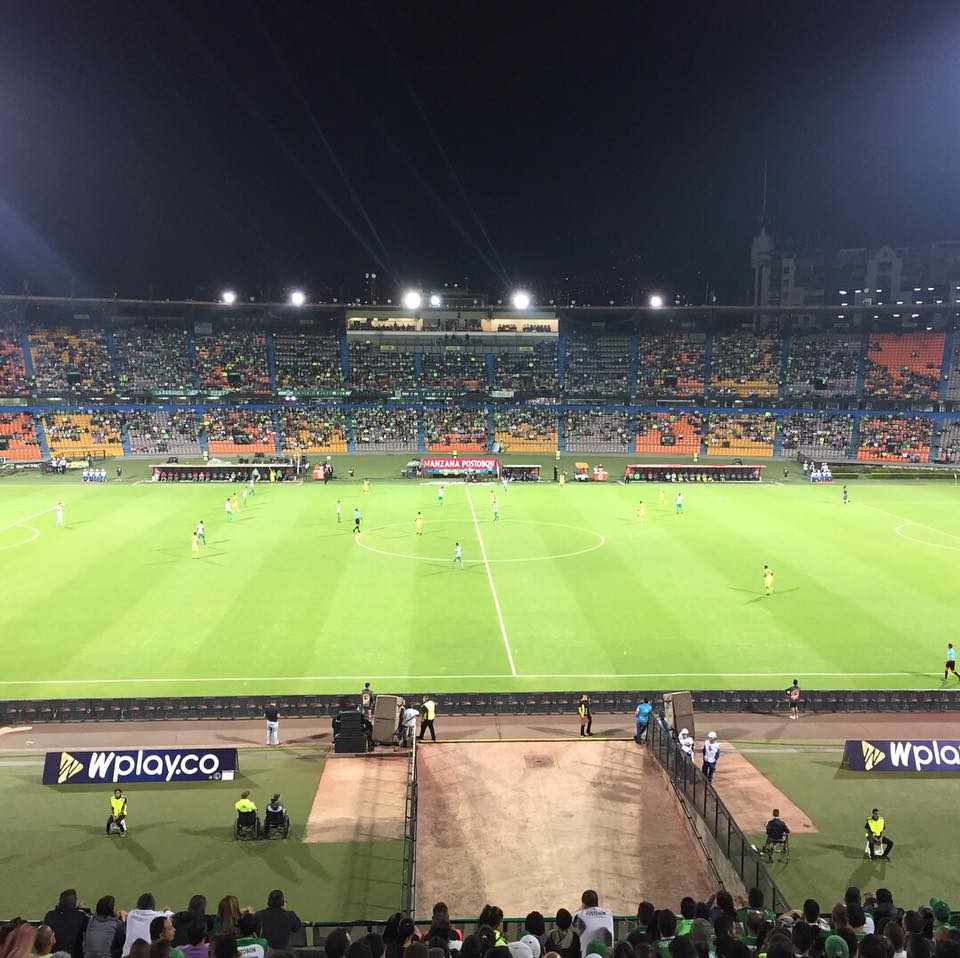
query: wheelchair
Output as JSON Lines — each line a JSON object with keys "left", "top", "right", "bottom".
{"left": 762, "top": 836, "right": 790, "bottom": 864}
{"left": 262, "top": 808, "right": 290, "bottom": 840}
{"left": 234, "top": 809, "right": 261, "bottom": 840}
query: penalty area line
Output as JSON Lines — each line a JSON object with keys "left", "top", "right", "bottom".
{"left": 465, "top": 485, "right": 517, "bottom": 676}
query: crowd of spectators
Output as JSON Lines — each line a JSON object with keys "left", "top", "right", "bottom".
{"left": 114, "top": 326, "right": 196, "bottom": 395}
{"left": 564, "top": 332, "right": 631, "bottom": 396}
{"left": 704, "top": 413, "right": 776, "bottom": 455}
{"left": 863, "top": 333, "right": 943, "bottom": 401}
{"left": 195, "top": 330, "right": 270, "bottom": 396}
{"left": 944, "top": 339, "right": 960, "bottom": 402}
{"left": 635, "top": 334, "right": 706, "bottom": 398}
{"left": 0, "top": 325, "right": 29, "bottom": 396}
{"left": 351, "top": 407, "right": 418, "bottom": 449}
{"left": 423, "top": 406, "right": 488, "bottom": 450}
{"left": 202, "top": 409, "right": 277, "bottom": 452}
{"left": 41, "top": 411, "right": 123, "bottom": 455}
{"left": 279, "top": 408, "right": 348, "bottom": 451}
{"left": 493, "top": 343, "right": 558, "bottom": 394}
{"left": 935, "top": 421, "right": 960, "bottom": 464}
{"left": 16, "top": 883, "right": 959, "bottom": 958}
{"left": 783, "top": 336, "right": 862, "bottom": 398}
{"left": 710, "top": 335, "right": 780, "bottom": 399}
{"left": 421, "top": 348, "right": 489, "bottom": 395}
{"left": 564, "top": 409, "right": 632, "bottom": 451}
{"left": 29, "top": 327, "right": 116, "bottom": 397}
{"left": 274, "top": 332, "right": 343, "bottom": 393}
{"left": 0, "top": 412, "right": 41, "bottom": 458}
{"left": 126, "top": 411, "right": 202, "bottom": 455}
{"left": 494, "top": 407, "right": 557, "bottom": 450}
{"left": 857, "top": 416, "right": 934, "bottom": 462}
{"left": 779, "top": 414, "right": 854, "bottom": 459}
{"left": 348, "top": 342, "right": 418, "bottom": 393}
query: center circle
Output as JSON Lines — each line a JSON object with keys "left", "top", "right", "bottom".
{"left": 355, "top": 517, "right": 605, "bottom": 563}
{"left": 0, "top": 524, "right": 40, "bottom": 551}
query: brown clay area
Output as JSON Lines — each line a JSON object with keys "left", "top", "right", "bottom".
{"left": 416, "top": 740, "right": 713, "bottom": 916}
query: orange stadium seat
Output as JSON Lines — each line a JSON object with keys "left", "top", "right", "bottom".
{"left": 0, "top": 413, "right": 41, "bottom": 459}
{"left": 635, "top": 413, "right": 703, "bottom": 455}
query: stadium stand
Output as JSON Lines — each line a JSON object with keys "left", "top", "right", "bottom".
{"left": 351, "top": 406, "right": 418, "bottom": 451}
{"left": 493, "top": 342, "right": 558, "bottom": 394}
{"left": 783, "top": 334, "right": 862, "bottom": 398}
{"left": 279, "top": 408, "right": 348, "bottom": 453}
{"left": 126, "top": 410, "right": 202, "bottom": 456}
{"left": 273, "top": 331, "right": 344, "bottom": 394}
{"left": 941, "top": 336, "right": 960, "bottom": 401}
{"left": 113, "top": 325, "right": 196, "bottom": 395}
{"left": 564, "top": 409, "right": 633, "bottom": 453}
{"left": 203, "top": 409, "right": 277, "bottom": 454}
{"left": 421, "top": 345, "right": 488, "bottom": 395}
{"left": 635, "top": 333, "right": 706, "bottom": 398}
{"left": 936, "top": 420, "right": 960, "bottom": 463}
{"left": 779, "top": 412, "right": 855, "bottom": 461}
{"left": 563, "top": 330, "right": 631, "bottom": 396}
{"left": 29, "top": 326, "right": 115, "bottom": 397}
{"left": 422, "top": 406, "right": 488, "bottom": 451}
{"left": 493, "top": 407, "right": 557, "bottom": 452}
{"left": 857, "top": 415, "right": 934, "bottom": 462}
{"left": 194, "top": 329, "right": 271, "bottom": 396}
{"left": 0, "top": 325, "right": 29, "bottom": 397}
{"left": 0, "top": 412, "right": 41, "bottom": 459}
{"left": 347, "top": 340, "right": 418, "bottom": 393}
{"left": 704, "top": 412, "right": 776, "bottom": 457}
{"left": 863, "top": 331, "right": 944, "bottom": 400}
{"left": 635, "top": 412, "right": 703, "bottom": 456}
{"left": 710, "top": 333, "right": 781, "bottom": 400}
{"left": 41, "top": 411, "right": 123, "bottom": 457}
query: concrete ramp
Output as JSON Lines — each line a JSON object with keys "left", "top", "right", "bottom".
{"left": 417, "top": 740, "right": 712, "bottom": 914}
{"left": 305, "top": 754, "right": 408, "bottom": 843}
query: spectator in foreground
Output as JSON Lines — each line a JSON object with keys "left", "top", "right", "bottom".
{"left": 44, "top": 890, "right": 89, "bottom": 958}
{"left": 235, "top": 915, "right": 268, "bottom": 958}
{"left": 83, "top": 898, "right": 126, "bottom": 958}
{"left": 572, "top": 892, "right": 613, "bottom": 958}
{"left": 544, "top": 911, "right": 579, "bottom": 958}
{"left": 1, "top": 924, "right": 37, "bottom": 958}
{"left": 149, "top": 917, "right": 183, "bottom": 958}
{"left": 33, "top": 927, "right": 56, "bottom": 958}
{"left": 124, "top": 896, "right": 172, "bottom": 958}
{"left": 255, "top": 892, "right": 300, "bottom": 954}
{"left": 173, "top": 898, "right": 209, "bottom": 946}
{"left": 179, "top": 923, "right": 208, "bottom": 958}
{"left": 325, "top": 929, "right": 351, "bottom": 958}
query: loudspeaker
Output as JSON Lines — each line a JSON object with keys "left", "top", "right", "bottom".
{"left": 334, "top": 731, "right": 368, "bottom": 753}
{"left": 663, "top": 690, "right": 695, "bottom": 740}
{"left": 336, "top": 710, "right": 364, "bottom": 731}
{"left": 227, "top": 371, "right": 242, "bottom": 387}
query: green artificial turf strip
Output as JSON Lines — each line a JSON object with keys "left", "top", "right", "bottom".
{"left": 1, "top": 463, "right": 959, "bottom": 697}
{"left": 0, "top": 748, "right": 404, "bottom": 918}
{"left": 744, "top": 751, "right": 958, "bottom": 908}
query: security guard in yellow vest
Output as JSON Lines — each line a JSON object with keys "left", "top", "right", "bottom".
{"left": 418, "top": 698, "right": 437, "bottom": 742}
{"left": 235, "top": 791, "right": 257, "bottom": 814}
{"left": 107, "top": 788, "right": 127, "bottom": 836}
{"left": 864, "top": 808, "right": 893, "bottom": 860}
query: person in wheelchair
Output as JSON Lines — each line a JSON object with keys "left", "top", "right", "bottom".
{"left": 235, "top": 790, "right": 260, "bottom": 839}
{"left": 762, "top": 807, "right": 790, "bottom": 861}
{"left": 262, "top": 793, "right": 290, "bottom": 839}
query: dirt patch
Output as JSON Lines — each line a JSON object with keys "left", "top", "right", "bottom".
{"left": 416, "top": 740, "right": 712, "bottom": 915}
{"left": 711, "top": 750, "right": 817, "bottom": 834}
{"left": 304, "top": 755, "right": 408, "bottom": 843}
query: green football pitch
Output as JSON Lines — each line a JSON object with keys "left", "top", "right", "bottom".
{"left": 1, "top": 458, "right": 958, "bottom": 699}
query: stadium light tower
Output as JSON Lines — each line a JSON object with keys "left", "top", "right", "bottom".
{"left": 512, "top": 290, "right": 531, "bottom": 310}
{"left": 402, "top": 289, "right": 422, "bottom": 311}
{"left": 220, "top": 289, "right": 237, "bottom": 306}
{"left": 648, "top": 293, "right": 665, "bottom": 309}
{"left": 289, "top": 289, "right": 306, "bottom": 307}
{"left": 429, "top": 294, "right": 442, "bottom": 308}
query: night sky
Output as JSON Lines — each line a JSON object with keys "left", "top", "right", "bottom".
{"left": 1, "top": 1, "right": 958, "bottom": 303}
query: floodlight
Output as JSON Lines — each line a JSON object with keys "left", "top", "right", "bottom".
{"left": 429, "top": 294, "right": 442, "bottom": 307}
{"left": 289, "top": 289, "right": 306, "bottom": 307}
{"left": 403, "top": 290, "right": 422, "bottom": 310}
{"left": 511, "top": 290, "right": 531, "bottom": 310}
{"left": 220, "top": 289, "right": 237, "bottom": 306}
{"left": 649, "top": 293, "right": 665, "bottom": 309}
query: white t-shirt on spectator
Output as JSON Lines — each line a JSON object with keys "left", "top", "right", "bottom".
{"left": 572, "top": 906, "right": 614, "bottom": 958}
{"left": 122, "top": 909, "right": 173, "bottom": 956}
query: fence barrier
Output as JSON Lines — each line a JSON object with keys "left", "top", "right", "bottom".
{"left": 647, "top": 718, "right": 790, "bottom": 913}
{"left": 401, "top": 734, "right": 419, "bottom": 918}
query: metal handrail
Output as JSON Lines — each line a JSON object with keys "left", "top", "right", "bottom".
{"left": 401, "top": 733, "right": 418, "bottom": 917}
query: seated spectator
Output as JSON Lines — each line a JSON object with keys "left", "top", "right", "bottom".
{"left": 636, "top": 333, "right": 706, "bottom": 398}
{"left": 565, "top": 410, "right": 632, "bottom": 452}
{"left": 180, "top": 923, "right": 209, "bottom": 958}
{"left": 29, "top": 326, "right": 116, "bottom": 396}
{"left": 194, "top": 329, "right": 270, "bottom": 396}
{"left": 280, "top": 408, "right": 347, "bottom": 452}
{"left": 114, "top": 326, "right": 195, "bottom": 394}
{"left": 43, "top": 890, "right": 90, "bottom": 958}
{"left": 423, "top": 406, "right": 488, "bottom": 451}
{"left": 704, "top": 413, "right": 776, "bottom": 456}
{"left": 127, "top": 411, "right": 202, "bottom": 456}
{"left": 254, "top": 891, "right": 300, "bottom": 953}
{"left": 710, "top": 334, "right": 780, "bottom": 399}
{"left": 784, "top": 335, "right": 861, "bottom": 398}
{"left": 348, "top": 341, "right": 418, "bottom": 394}
{"left": 235, "top": 915, "right": 268, "bottom": 958}
{"left": 83, "top": 897, "right": 126, "bottom": 958}
{"left": 493, "top": 342, "right": 558, "bottom": 395}
{"left": 494, "top": 407, "right": 557, "bottom": 451}
{"left": 544, "top": 911, "right": 580, "bottom": 958}
{"left": 172, "top": 896, "right": 208, "bottom": 943}
{"left": 203, "top": 409, "right": 276, "bottom": 454}
{"left": 0, "top": 324, "right": 30, "bottom": 396}
{"left": 564, "top": 331, "right": 631, "bottom": 396}
{"left": 352, "top": 407, "right": 418, "bottom": 449}
{"left": 124, "top": 896, "right": 172, "bottom": 958}
{"left": 150, "top": 917, "right": 183, "bottom": 958}
{"left": 857, "top": 416, "right": 933, "bottom": 463}
{"left": 274, "top": 330, "right": 343, "bottom": 392}
{"left": 780, "top": 413, "right": 853, "bottom": 459}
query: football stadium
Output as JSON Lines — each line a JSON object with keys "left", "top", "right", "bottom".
{"left": 4, "top": 5, "right": 960, "bottom": 958}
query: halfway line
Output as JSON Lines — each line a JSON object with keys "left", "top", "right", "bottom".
{"left": 465, "top": 485, "right": 516, "bottom": 676}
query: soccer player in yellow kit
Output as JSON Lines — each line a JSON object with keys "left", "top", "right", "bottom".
{"left": 637, "top": 501, "right": 645, "bottom": 521}
{"left": 231, "top": 492, "right": 239, "bottom": 514}
{"left": 415, "top": 512, "right": 424, "bottom": 536}
{"left": 763, "top": 565, "right": 775, "bottom": 596}
{"left": 191, "top": 533, "right": 200, "bottom": 559}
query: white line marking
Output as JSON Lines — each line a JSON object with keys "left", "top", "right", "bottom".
{"left": 894, "top": 522, "right": 960, "bottom": 551}
{"left": 465, "top": 485, "right": 516, "bottom": 676}
{"left": 0, "top": 524, "right": 40, "bottom": 550}
{"left": 0, "top": 507, "right": 55, "bottom": 533}
{"left": 0, "top": 671, "right": 934, "bottom": 687}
